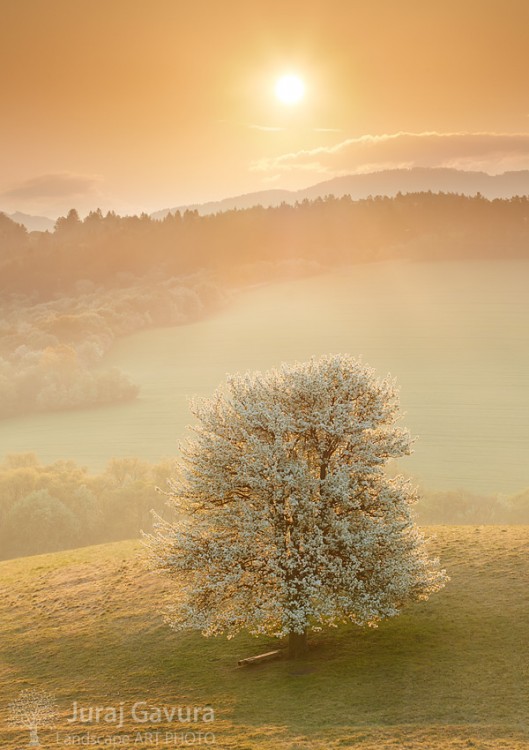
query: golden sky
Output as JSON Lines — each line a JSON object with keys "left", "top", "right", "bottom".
{"left": 2, "top": 0, "right": 529, "bottom": 217}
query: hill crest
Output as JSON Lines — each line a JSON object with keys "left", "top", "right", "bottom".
{"left": 151, "top": 167, "right": 529, "bottom": 219}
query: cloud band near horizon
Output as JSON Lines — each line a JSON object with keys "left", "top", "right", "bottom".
{"left": 250, "top": 132, "right": 529, "bottom": 176}
{"left": 1, "top": 173, "right": 102, "bottom": 202}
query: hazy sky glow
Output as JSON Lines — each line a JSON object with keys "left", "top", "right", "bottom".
{"left": 2, "top": 0, "right": 529, "bottom": 217}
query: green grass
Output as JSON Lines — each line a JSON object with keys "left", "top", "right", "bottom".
{"left": 1, "top": 261, "right": 529, "bottom": 495}
{"left": 1, "top": 527, "right": 529, "bottom": 748}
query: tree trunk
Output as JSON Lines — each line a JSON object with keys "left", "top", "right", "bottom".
{"left": 288, "top": 629, "right": 308, "bottom": 658}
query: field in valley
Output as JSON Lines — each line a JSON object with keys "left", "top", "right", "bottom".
{"left": 0, "top": 260, "right": 528, "bottom": 495}
{"left": 1, "top": 526, "right": 528, "bottom": 749}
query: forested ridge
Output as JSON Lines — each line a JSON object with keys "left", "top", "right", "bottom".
{"left": 1, "top": 191, "right": 528, "bottom": 420}
{"left": 2, "top": 191, "right": 529, "bottom": 298}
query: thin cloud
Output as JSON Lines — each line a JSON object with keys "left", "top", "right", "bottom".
{"left": 1, "top": 172, "right": 102, "bottom": 201}
{"left": 251, "top": 131, "right": 529, "bottom": 176}
{"left": 217, "top": 118, "right": 285, "bottom": 132}
{"left": 248, "top": 124, "right": 285, "bottom": 132}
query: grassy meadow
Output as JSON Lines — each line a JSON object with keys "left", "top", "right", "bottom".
{"left": 0, "top": 260, "right": 528, "bottom": 495}
{"left": 1, "top": 526, "right": 529, "bottom": 749}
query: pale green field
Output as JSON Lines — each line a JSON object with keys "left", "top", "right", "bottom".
{"left": 1, "top": 260, "right": 528, "bottom": 494}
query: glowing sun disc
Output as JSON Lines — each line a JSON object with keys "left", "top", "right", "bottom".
{"left": 275, "top": 74, "right": 305, "bottom": 105}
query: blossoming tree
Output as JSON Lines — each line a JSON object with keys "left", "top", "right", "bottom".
{"left": 147, "top": 354, "right": 446, "bottom": 657}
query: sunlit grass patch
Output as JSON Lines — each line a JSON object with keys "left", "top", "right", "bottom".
{"left": 1, "top": 527, "right": 528, "bottom": 749}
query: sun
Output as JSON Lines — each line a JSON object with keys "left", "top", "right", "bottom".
{"left": 274, "top": 74, "right": 305, "bottom": 105}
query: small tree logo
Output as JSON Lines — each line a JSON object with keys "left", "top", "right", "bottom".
{"left": 8, "top": 688, "right": 58, "bottom": 747}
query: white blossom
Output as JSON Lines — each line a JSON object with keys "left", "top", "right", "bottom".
{"left": 146, "top": 354, "right": 447, "bottom": 643}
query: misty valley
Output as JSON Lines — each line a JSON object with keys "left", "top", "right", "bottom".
{"left": 1, "top": 196, "right": 529, "bottom": 563}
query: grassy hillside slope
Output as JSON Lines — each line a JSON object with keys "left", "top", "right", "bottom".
{"left": 1, "top": 527, "right": 529, "bottom": 749}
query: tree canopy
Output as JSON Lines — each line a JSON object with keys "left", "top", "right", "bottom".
{"left": 147, "top": 354, "right": 447, "bottom": 656}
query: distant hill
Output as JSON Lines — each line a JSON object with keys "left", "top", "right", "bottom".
{"left": 2, "top": 210, "right": 55, "bottom": 232}
{"left": 151, "top": 188, "right": 294, "bottom": 220}
{"left": 152, "top": 167, "right": 529, "bottom": 219}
